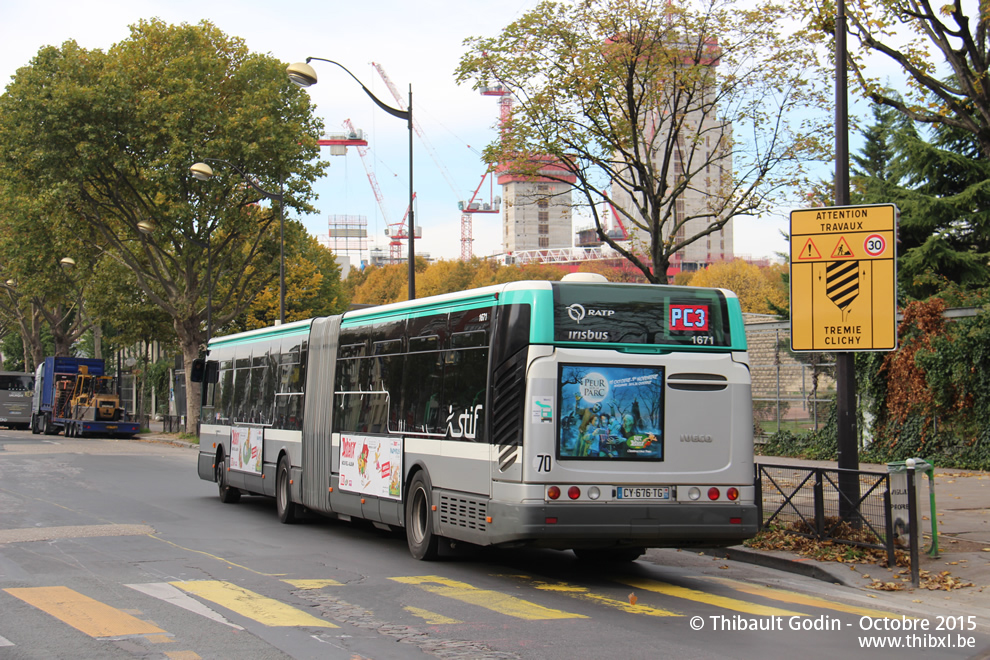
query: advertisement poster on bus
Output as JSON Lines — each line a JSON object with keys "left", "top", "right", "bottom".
{"left": 230, "top": 426, "right": 263, "bottom": 473}
{"left": 558, "top": 364, "right": 664, "bottom": 461}
{"left": 339, "top": 435, "right": 402, "bottom": 500}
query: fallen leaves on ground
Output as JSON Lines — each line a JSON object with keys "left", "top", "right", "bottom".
{"left": 745, "top": 521, "right": 976, "bottom": 592}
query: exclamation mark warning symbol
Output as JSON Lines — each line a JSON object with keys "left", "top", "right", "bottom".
{"left": 798, "top": 238, "right": 821, "bottom": 260}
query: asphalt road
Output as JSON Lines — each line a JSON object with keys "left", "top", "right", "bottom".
{"left": 0, "top": 429, "right": 986, "bottom": 660}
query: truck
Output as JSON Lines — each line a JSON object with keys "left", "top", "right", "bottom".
{"left": 30, "top": 357, "right": 140, "bottom": 438}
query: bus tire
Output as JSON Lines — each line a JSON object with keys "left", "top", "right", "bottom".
{"left": 217, "top": 452, "right": 241, "bottom": 504}
{"left": 276, "top": 456, "right": 297, "bottom": 524}
{"left": 572, "top": 547, "right": 644, "bottom": 563}
{"left": 405, "top": 471, "right": 440, "bottom": 561}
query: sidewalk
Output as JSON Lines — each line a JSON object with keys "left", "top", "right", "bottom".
{"left": 719, "top": 454, "right": 990, "bottom": 615}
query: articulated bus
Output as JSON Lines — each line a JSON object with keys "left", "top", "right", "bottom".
{"left": 195, "top": 275, "right": 757, "bottom": 560}
{"left": 0, "top": 371, "right": 34, "bottom": 430}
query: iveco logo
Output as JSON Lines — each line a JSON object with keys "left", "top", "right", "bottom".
{"left": 680, "top": 434, "right": 714, "bottom": 443}
{"left": 566, "top": 304, "right": 614, "bottom": 323}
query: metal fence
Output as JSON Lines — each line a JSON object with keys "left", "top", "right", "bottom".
{"left": 745, "top": 320, "right": 835, "bottom": 437}
{"left": 756, "top": 463, "right": 895, "bottom": 565}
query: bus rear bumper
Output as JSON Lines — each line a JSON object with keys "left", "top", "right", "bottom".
{"left": 483, "top": 500, "right": 759, "bottom": 549}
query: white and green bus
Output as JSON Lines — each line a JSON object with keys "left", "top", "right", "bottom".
{"left": 195, "top": 275, "right": 757, "bottom": 560}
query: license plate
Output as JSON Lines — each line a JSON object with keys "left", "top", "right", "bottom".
{"left": 107, "top": 425, "right": 117, "bottom": 430}
{"left": 618, "top": 487, "right": 670, "bottom": 500}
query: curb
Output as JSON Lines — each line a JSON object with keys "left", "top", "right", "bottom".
{"left": 133, "top": 433, "right": 199, "bottom": 450}
{"left": 707, "top": 546, "right": 853, "bottom": 587}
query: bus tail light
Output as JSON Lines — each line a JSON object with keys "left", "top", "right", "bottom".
{"left": 567, "top": 486, "right": 581, "bottom": 500}
{"left": 547, "top": 486, "right": 561, "bottom": 500}
{"left": 727, "top": 487, "right": 739, "bottom": 501}
{"left": 707, "top": 487, "right": 720, "bottom": 501}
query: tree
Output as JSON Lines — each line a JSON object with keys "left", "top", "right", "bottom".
{"left": 796, "top": 0, "right": 990, "bottom": 160}
{"left": 456, "top": 0, "right": 829, "bottom": 282}
{"left": 850, "top": 104, "right": 990, "bottom": 298}
{"left": 0, "top": 20, "right": 326, "bottom": 427}
{"left": 685, "top": 259, "right": 788, "bottom": 314}
{"left": 238, "top": 220, "right": 346, "bottom": 331}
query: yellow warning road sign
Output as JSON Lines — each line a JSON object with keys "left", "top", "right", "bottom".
{"left": 789, "top": 204, "right": 898, "bottom": 352}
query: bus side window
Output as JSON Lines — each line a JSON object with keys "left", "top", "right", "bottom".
{"left": 405, "top": 336, "right": 443, "bottom": 434}
{"left": 443, "top": 330, "right": 489, "bottom": 442}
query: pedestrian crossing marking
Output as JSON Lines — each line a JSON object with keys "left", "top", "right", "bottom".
{"left": 615, "top": 578, "right": 806, "bottom": 617}
{"left": 164, "top": 652, "right": 202, "bottom": 660}
{"left": 4, "top": 586, "right": 167, "bottom": 638}
{"left": 512, "top": 576, "right": 679, "bottom": 617}
{"left": 705, "top": 577, "right": 910, "bottom": 619}
{"left": 389, "top": 575, "right": 586, "bottom": 620}
{"left": 283, "top": 579, "right": 345, "bottom": 590}
{"left": 127, "top": 583, "right": 245, "bottom": 631}
{"left": 169, "top": 581, "right": 337, "bottom": 628}
{"left": 403, "top": 606, "right": 462, "bottom": 624}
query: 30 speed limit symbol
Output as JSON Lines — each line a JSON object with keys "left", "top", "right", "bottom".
{"left": 864, "top": 234, "right": 886, "bottom": 257}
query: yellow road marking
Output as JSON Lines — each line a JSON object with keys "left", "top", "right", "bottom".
{"left": 706, "top": 577, "right": 911, "bottom": 619}
{"left": 403, "top": 606, "right": 462, "bottom": 624}
{"left": 145, "top": 634, "right": 174, "bottom": 643}
{"left": 389, "top": 575, "right": 586, "bottom": 620}
{"left": 616, "top": 578, "right": 806, "bottom": 617}
{"left": 283, "top": 579, "right": 344, "bottom": 590}
{"left": 519, "top": 577, "right": 679, "bottom": 617}
{"left": 170, "top": 581, "right": 337, "bottom": 628}
{"left": 4, "top": 586, "right": 166, "bottom": 638}
{"left": 164, "top": 652, "right": 202, "bottom": 660}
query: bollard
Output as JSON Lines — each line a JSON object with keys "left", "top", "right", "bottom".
{"left": 906, "top": 458, "right": 920, "bottom": 588}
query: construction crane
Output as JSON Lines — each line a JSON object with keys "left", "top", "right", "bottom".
{"left": 373, "top": 63, "right": 507, "bottom": 261}
{"left": 321, "top": 120, "right": 419, "bottom": 265}
{"left": 451, "top": 85, "right": 515, "bottom": 260}
{"left": 372, "top": 62, "right": 461, "bottom": 200}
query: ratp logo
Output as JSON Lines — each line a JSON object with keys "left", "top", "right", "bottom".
{"left": 567, "top": 303, "right": 586, "bottom": 323}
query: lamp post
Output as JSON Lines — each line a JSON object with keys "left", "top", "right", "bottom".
{"left": 190, "top": 159, "right": 287, "bottom": 326}
{"left": 287, "top": 58, "right": 415, "bottom": 300}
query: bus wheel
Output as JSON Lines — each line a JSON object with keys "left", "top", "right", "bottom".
{"left": 217, "top": 453, "right": 241, "bottom": 504}
{"left": 405, "top": 471, "right": 440, "bottom": 561}
{"left": 572, "top": 547, "right": 644, "bottom": 563}
{"left": 276, "top": 456, "right": 297, "bottom": 524}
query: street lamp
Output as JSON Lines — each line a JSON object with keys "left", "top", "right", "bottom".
{"left": 287, "top": 58, "right": 416, "bottom": 300}
{"left": 190, "top": 159, "right": 287, "bottom": 325}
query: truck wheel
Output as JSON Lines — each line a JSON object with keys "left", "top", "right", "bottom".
{"left": 405, "top": 471, "right": 439, "bottom": 560}
{"left": 276, "top": 457, "right": 297, "bottom": 524}
{"left": 31, "top": 415, "right": 40, "bottom": 435}
{"left": 216, "top": 453, "right": 240, "bottom": 504}
{"left": 42, "top": 413, "right": 58, "bottom": 436}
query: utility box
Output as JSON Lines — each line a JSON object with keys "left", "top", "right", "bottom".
{"left": 887, "top": 458, "right": 938, "bottom": 555}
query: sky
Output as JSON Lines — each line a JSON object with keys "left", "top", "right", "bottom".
{"left": 0, "top": 0, "right": 849, "bottom": 266}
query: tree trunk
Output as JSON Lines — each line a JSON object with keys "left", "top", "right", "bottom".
{"left": 174, "top": 316, "right": 204, "bottom": 434}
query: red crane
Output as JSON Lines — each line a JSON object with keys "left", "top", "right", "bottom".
{"left": 321, "top": 120, "right": 418, "bottom": 264}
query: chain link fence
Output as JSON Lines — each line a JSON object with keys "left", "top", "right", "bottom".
{"left": 745, "top": 319, "right": 836, "bottom": 440}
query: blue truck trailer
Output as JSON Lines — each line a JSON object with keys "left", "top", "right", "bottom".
{"left": 30, "top": 357, "right": 140, "bottom": 438}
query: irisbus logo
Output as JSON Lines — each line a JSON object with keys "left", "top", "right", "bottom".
{"left": 566, "top": 303, "right": 615, "bottom": 324}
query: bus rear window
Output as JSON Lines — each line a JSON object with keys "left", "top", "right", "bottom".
{"left": 558, "top": 364, "right": 664, "bottom": 462}
{"left": 551, "top": 282, "right": 731, "bottom": 347}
